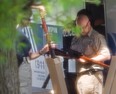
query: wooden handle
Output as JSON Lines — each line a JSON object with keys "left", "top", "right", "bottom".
{"left": 80, "top": 56, "right": 109, "bottom": 68}
{"left": 36, "top": 5, "right": 55, "bottom": 58}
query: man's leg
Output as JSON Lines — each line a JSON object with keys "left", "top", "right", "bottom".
{"left": 76, "top": 72, "right": 103, "bottom": 94}
{"left": 19, "top": 63, "right": 32, "bottom": 94}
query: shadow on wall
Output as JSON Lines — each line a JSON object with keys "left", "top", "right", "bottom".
{"left": 107, "top": 33, "right": 116, "bottom": 56}
{"left": 103, "top": 33, "right": 116, "bottom": 85}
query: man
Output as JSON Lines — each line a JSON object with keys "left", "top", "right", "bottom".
{"left": 16, "top": 4, "right": 56, "bottom": 94}
{"left": 16, "top": 31, "right": 52, "bottom": 94}
{"left": 70, "top": 9, "right": 111, "bottom": 94}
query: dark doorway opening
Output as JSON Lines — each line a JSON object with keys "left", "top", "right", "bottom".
{"left": 86, "top": 2, "right": 106, "bottom": 36}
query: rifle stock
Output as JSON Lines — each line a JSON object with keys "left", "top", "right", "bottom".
{"left": 80, "top": 56, "right": 109, "bottom": 68}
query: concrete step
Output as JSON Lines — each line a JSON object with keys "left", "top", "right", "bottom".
{"left": 33, "top": 92, "right": 51, "bottom": 94}
{"left": 32, "top": 87, "right": 51, "bottom": 94}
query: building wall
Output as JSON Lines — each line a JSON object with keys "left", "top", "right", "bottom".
{"left": 104, "top": 0, "right": 116, "bottom": 55}
{"left": 104, "top": 0, "right": 116, "bottom": 94}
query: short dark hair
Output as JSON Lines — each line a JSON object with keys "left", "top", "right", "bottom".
{"left": 77, "top": 9, "right": 93, "bottom": 23}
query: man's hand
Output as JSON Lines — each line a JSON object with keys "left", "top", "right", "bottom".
{"left": 31, "top": 5, "right": 45, "bottom": 12}
{"left": 39, "top": 43, "right": 57, "bottom": 55}
{"left": 76, "top": 58, "right": 88, "bottom": 64}
{"left": 31, "top": 5, "right": 46, "bottom": 18}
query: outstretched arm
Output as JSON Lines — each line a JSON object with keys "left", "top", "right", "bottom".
{"left": 29, "top": 43, "right": 56, "bottom": 60}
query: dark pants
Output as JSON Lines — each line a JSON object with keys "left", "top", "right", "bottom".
{"left": 65, "top": 73, "right": 77, "bottom": 94}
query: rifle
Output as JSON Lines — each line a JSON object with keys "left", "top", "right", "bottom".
{"left": 40, "top": 11, "right": 55, "bottom": 58}
{"left": 31, "top": 5, "right": 55, "bottom": 58}
{"left": 54, "top": 48, "right": 109, "bottom": 68}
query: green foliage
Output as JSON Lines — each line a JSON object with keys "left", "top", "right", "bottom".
{"left": 58, "top": 0, "right": 83, "bottom": 11}
{"left": 0, "top": 0, "right": 30, "bottom": 64}
{"left": 0, "top": 0, "right": 101, "bottom": 64}
{"left": 72, "top": 26, "right": 82, "bottom": 37}
{"left": 41, "top": 0, "right": 101, "bottom": 37}
{"left": 86, "top": 0, "right": 101, "bottom": 5}
{"left": 32, "top": 9, "right": 41, "bottom": 23}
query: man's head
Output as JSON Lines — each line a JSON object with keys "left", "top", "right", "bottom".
{"left": 76, "top": 9, "right": 93, "bottom": 36}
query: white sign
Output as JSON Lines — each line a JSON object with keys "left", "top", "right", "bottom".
{"left": 30, "top": 55, "right": 52, "bottom": 89}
